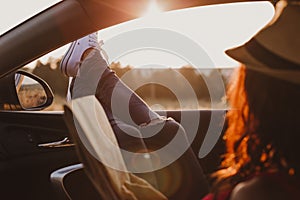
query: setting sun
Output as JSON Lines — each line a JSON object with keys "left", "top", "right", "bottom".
{"left": 6, "top": 1, "right": 274, "bottom": 69}
{"left": 143, "top": 0, "right": 163, "bottom": 16}
{"left": 100, "top": 2, "right": 274, "bottom": 68}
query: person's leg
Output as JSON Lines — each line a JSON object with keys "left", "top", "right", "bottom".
{"left": 74, "top": 47, "right": 208, "bottom": 199}
{"left": 63, "top": 33, "right": 209, "bottom": 199}
{"left": 69, "top": 48, "right": 160, "bottom": 127}
{"left": 68, "top": 47, "right": 160, "bottom": 127}
{"left": 95, "top": 66, "right": 161, "bottom": 127}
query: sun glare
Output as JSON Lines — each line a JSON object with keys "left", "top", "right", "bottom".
{"left": 143, "top": 0, "right": 163, "bottom": 16}
{"left": 23, "top": 1, "right": 273, "bottom": 69}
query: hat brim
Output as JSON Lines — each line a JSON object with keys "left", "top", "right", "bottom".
{"left": 225, "top": 45, "right": 300, "bottom": 85}
{"left": 225, "top": 45, "right": 266, "bottom": 68}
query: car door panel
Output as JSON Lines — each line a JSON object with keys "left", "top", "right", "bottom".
{"left": 0, "top": 107, "right": 226, "bottom": 200}
{"left": 0, "top": 111, "right": 79, "bottom": 200}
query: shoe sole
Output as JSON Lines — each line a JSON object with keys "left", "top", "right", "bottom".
{"left": 60, "top": 41, "right": 77, "bottom": 77}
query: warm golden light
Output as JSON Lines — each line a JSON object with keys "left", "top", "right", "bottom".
{"left": 143, "top": 0, "right": 162, "bottom": 16}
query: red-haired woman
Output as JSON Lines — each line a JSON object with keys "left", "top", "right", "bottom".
{"left": 204, "top": 1, "right": 300, "bottom": 199}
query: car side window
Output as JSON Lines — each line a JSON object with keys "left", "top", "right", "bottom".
{"left": 21, "top": 50, "right": 232, "bottom": 111}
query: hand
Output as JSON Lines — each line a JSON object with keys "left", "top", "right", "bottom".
{"left": 121, "top": 173, "right": 167, "bottom": 200}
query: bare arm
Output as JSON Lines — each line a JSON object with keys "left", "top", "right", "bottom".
{"left": 230, "top": 176, "right": 287, "bottom": 200}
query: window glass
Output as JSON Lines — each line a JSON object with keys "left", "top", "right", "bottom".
{"left": 20, "top": 2, "right": 274, "bottom": 111}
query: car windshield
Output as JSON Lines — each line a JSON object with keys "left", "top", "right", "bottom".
{"left": 15, "top": 1, "right": 274, "bottom": 111}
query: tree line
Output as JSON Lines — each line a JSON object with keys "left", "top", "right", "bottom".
{"left": 29, "top": 59, "right": 232, "bottom": 104}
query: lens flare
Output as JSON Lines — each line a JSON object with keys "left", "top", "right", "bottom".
{"left": 144, "top": 0, "right": 162, "bottom": 16}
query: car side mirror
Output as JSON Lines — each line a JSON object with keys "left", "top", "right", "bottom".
{"left": 0, "top": 70, "right": 53, "bottom": 111}
{"left": 14, "top": 70, "right": 54, "bottom": 110}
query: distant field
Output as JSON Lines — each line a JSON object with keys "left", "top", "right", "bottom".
{"left": 25, "top": 59, "right": 232, "bottom": 111}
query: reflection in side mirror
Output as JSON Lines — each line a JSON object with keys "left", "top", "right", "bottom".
{"left": 15, "top": 71, "right": 53, "bottom": 110}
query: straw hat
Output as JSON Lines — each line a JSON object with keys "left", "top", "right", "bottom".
{"left": 225, "top": 0, "right": 300, "bottom": 84}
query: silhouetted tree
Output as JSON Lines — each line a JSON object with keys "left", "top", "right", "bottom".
{"left": 32, "top": 59, "right": 68, "bottom": 97}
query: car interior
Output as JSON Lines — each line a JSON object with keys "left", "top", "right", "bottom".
{"left": 0, "top": 0, "right": 271, "bottom": 199}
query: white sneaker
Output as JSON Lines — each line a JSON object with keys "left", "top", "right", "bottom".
{"left": 60, "top": 33, "right": 100, "bottom": 77}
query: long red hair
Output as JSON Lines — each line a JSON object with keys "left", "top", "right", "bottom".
{"left": 213, "top": 65, "right": 300, "bottom": 189}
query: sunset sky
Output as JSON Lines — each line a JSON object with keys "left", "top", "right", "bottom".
{"left": 0, "top": 0, "right": 274, "bottom": 68}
